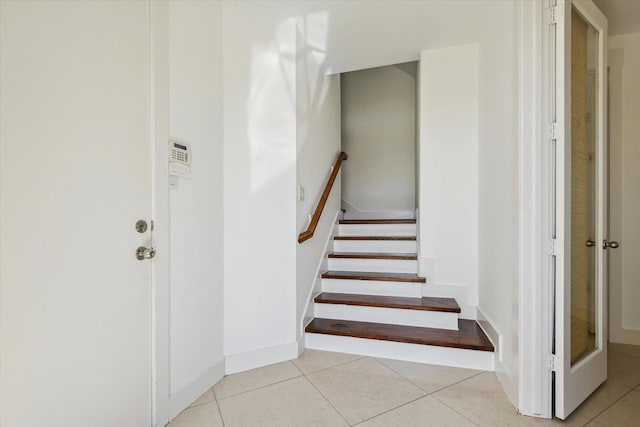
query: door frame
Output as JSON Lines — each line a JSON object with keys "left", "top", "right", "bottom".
{"left": 517, "top": 0, "right": 552, "bottom": 418}
{"left": 151, "top": 1, "right": 171, "bottom": 426}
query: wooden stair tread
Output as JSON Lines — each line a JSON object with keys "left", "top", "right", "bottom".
{"left": 334, "top": 236, "right": 416, "bottom": 241}
{"left": 322, "top": 271, "right": 426, "bottom": 283}
{"left": 339, "top": 219, "right": 416, "bottom": 225}
{"left": 328, "top": 252, "right": 417, "bottom": 260}
{"left": 314, "top": 293, "right": 460, "bottom": 313}
{"left": 305, "top": 318, "right": 494, "bottom": 352}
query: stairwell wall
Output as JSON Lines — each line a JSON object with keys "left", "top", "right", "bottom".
{"left": 340, "top": 64, "right": 416, "bottom": 219}
{"left": 295, "top": 26, "right": 342, "bottom": 343}
{"left": 416, "top": 2, "right": 519, "bottom": 408}
{"left": 222, "top": 1, "right": 299, "bottom": 373}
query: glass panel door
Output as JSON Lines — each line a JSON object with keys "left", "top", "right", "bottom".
{"left": 553, "top": 0, "right": 608, "bottom": 419}
{"left": 570, "top": 8, "right": 599, "bottom": 365}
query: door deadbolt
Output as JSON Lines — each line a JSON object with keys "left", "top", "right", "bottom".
{"left": 135, "top": 220, "right": 148, "bottom": 233}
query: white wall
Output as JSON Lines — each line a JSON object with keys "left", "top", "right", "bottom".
{"left": 222, "top": 1, "right": 299, "bottom": 373}
{"left": 419, "top": 4, "right": 519, "bottom": 406}
{"left": 608, "top": 32, "right": 640, "bottom": 344}
{"left": 341, "top": 64, "right": 416, "bottom": 218}
{"left": 476, "top": 1, "right": 519, "bottom": 405}
{"left": 296, "top": 25, "right": 342, "bottom": 340}
{"left": 167, "top": 0, "right": 225, "bottom": 416}
{"left": 419, "top": 45, "right": 478, "bottom": 311}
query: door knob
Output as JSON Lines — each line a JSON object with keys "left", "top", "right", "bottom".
{"left": 602, "top": 240, "right": 620, "bottom": 249}
{"left": 585, "top": 240, "right": 595, "bottom": 247}
{"left": 136, "top": 246, "right": 156, "bottom": 260}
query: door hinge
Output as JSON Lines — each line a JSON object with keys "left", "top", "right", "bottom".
{"left": 546, "top": 122, "right": 558, "bottom": 141}
{"left": 549, "top": 238, "right": 561, "bottom": 256}
{"left": 545, "top": 354, "right": 560, "bottom": 372}
{"left": 547, "top": 5, "right": 563, "bottom": 25}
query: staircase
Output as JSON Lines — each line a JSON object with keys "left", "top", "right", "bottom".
{"left": 304, "top": 218, "right": 495, "bottom": 371}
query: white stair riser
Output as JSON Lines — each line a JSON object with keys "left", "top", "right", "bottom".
{"left": 304, "top": 333, "right": 495, "bottom": 371}
{"left": 333, "top": 240, "right": 417, "bottom": 254}
{"left": 327, "top": 258, "right": 417, "bottom": 274}
{"left": 314, "top": 303, "right": 459, "bottom": 330}
{"left": 338, "top": 224, "right": 416, "bottom": 236}
{"left": 322, "top": 278, "right": 422, "bottom": 298}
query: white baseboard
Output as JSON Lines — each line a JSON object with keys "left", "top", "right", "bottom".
{"left": 610, "top": 328, "right": 640, "bottom": 346}
{"left": 225, "top": 341, "right": 299, "bottom": 375}
{"left": 476, "top": 306, "right": 518, "bottom": 409}
{"left": 476, "top": 306, "right": 501, "bottom": 360}
{"left": 168, "top": 357, "right": 225, "bottom": 421}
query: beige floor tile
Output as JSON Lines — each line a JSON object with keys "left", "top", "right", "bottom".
{"left": 357, "top": 395, "right": 477, "bottom": 426}
{"left": 169, "top": 402, "right": 224, "bottom": 427}
{"left": 213, "top": 361, "right": 301, "bottom": 399}
{"left": 592, "top": 389, "right": 640, "bottom": 426}
{"left": 500, "top": 379, "right": 630, "bottom": 427}
{"left": 293, "top": 349, "right": 364, "bottom": 375}
{"left": 584, "top": 421, "right": 606, "bottom": 427}
{"left": 377, "top": 357, "right": 482, "bottom": 393}
{"left": 217, "top": 376, "right": 348, "bottom": 427}
{"left": 434, "top": 372, "right": 581, "bottom": 427}
{"left": 306, "top": 357, "right": 426, "bottom": 425}
{"left": 188, "top": 388, "right": 215, "bottom": 408}
{"left": 608, "top": 351, "right": 640, "bottom": 388}
{"left": 608, "top": 343, "right": 640, "bottom": 360}
{"left": 565, "top": 380, "right": 630, "bottom": 422}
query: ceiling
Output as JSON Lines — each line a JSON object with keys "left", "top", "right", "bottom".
{"left": 593, "top": 0, "right": 640, "bottom": 35}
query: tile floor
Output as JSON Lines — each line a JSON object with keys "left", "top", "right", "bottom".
{"left": 169, "top": 343, "right": 640, "bottom": 427}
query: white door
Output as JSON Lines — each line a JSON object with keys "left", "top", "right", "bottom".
{"left": 0, "top": 1, "right": 155, "bottom": 426}
{"left": 552, "top": 0, "right": 609, "bottom": 419}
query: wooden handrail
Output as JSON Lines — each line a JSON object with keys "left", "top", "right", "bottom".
{"left": 298, "top": 151, "right": 348, "bottom": 243}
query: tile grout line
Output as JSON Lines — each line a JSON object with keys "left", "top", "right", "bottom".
{"left": 214, "top": 399, "right": 227, "bottom": 427}
{"left": 300, "top": 374, "right": 352, "bottom": 426}
{"left": 430, "top": 393, "right": 481, "bottom": 426}
{"left": 303, "top": 356, "right": 429, "bottom": 426}
{"left": 215, "top": 374, "right": 305, "bottom": 401}
{"left": 429, "top": 372, "right": 493, "bottom": 426}
{"left": 375, "top": 357, "right": 485, "bottom": 396}
{"left": 579, "top": 386, "right": 636, "bottom": 426}
{"left": 350, "top": 393, "right": 431, "bottom": 427}
{"left": 293, "top": 354, "right": 368, "bottom": 376}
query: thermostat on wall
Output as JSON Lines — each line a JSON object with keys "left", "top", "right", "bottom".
{"left": 169, "top": 138, "right": 192, "bottom": 177}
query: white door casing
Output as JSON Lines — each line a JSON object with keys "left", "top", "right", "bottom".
{"left": 551, "top": 0, "right": 608, "bottom": 419}
{"left": 607, "top": 36, "right": 640, "bottom": 346}
{"left": 0, "top": 1, "right": 156, "bottom": 426}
